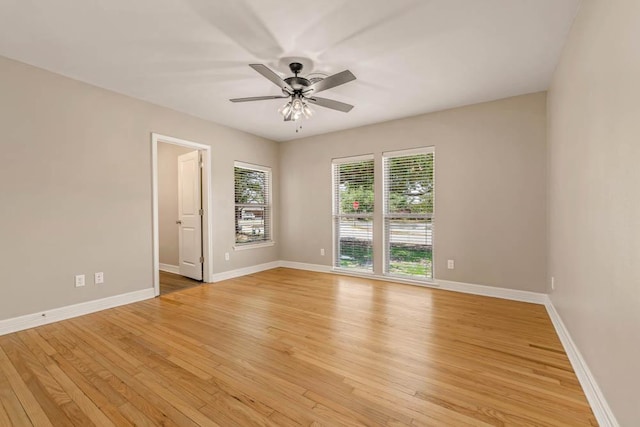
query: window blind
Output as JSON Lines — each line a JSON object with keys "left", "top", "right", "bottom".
{"left": 332, "top": 156, "right": 374, "bottom": 272}
{"left": 383, "top": 149, "right": 434, "bottom": 279}
{"left": 234, "top": 162, "right": 271, "bottom": 245}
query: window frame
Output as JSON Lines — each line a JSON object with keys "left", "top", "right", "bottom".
{"left": 331, "top": 154, "right": 375, "bottom": 274}
{"left": 382, "top": 147, "right": 435, "bottom": 282}
{"left": 233, "top": 161, "right": 274, "bottom": 250}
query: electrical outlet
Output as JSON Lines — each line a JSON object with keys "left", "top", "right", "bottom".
{"left": 447, "top": 259, "right": 455, "bottom": 269}
{"left": 224, "top": 252, "right": 230, "bottom": 261}
{"left": 551, "top": 276, "right": 555, "bottom": 291}
{"left": 75, "top": 274, "right": 85, "bottom": 287}
{"left": 320, "top": 248, "right": 325, "bottom": 256}
{"left": 95, "top": 272, "right": 104, "bottom": 284}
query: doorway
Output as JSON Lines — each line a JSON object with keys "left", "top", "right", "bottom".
{"left": 152, "top": 133, "right": 212, "bottom": 296}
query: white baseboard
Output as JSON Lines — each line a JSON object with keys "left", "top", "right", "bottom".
{"left": 279, "top": 260, "right": 332, "bottom": 273}
{"left": 436, "top": 279, "right": 548, "bottom": 304}
{"left": 210, "top": 261, "right": 282, "bottom": 282}
{"left": 544, "top": 301, "right": 619, "bottom": 427}
{"left": 159, "top": 263, "right": 180, "bottom": 274}
{"left": 0, "top": 288, "right": 155, "bottom": 337}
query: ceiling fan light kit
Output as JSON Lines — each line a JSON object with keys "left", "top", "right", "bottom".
{"left": 230, "top": 61, "right": 356, "bottom": 122}
{"left": 278, "top": 95, "right": 313, "bottom": 121}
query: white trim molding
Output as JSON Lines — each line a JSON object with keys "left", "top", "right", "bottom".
{"left": 383, "top": 146, "right": 435, "bottom": 158}
{"left": 331, "top": 153, "right": 374, "bottom": 164}
{"left": 544, "top": 301, "right": 619, "bottom": 427}
{"left": 159, "top": 263, "right": 180, "bottom": 274}
{"left": 233, "top": 241, "right": 275, "bottom": 251}
{"left": 332, "top": 267, "right": 442, "bottom": 288}
{"left": 0, "top": 288, "right": 155, "bottom": 336}
{"left": 152, "top": 133, "right": 214, "bottom": 294}
{"left": 280, "top": 261, "right": 333, "bottom": 273}
{"left": 210, "top": 261, "right": 282, "bottom": 283}
{"left": 436, "top": 279, "right": 548, "bottom": 304}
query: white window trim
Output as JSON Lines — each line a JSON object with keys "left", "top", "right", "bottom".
{"left": 383, "top": 146, "right": 434, "bottom": 157}
{"left": 331, "top": 153, "right": 374, "bottom": 164}
{"left": 331, "top": 155, "right": 375, "bottom": 272}
{"left": 233, "top": 161, "right": 273, "bottom": 249}
{"left": 382, "top": 146, "right": 436, "bottom": 281}
{"left": 331, "top": 267, "right": 437, "bottom": 286}
{"left": 233, "top": 241, "right": 275, "bottom": 251}
{"left": 234, "top": 160, "right": 272, "bottom": 173}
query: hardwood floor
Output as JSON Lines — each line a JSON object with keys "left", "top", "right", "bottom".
{"left": 159, "top": 270, "right": 202, "bottom": 295}
{"left": 0, "top": 268, "right": 596, "bottom": 426}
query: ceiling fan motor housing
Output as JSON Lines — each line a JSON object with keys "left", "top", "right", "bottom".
{"left": 284, "top": 76, "right": 311, "bottom": 92}
{"left": 284, "top": 62, "right": 311, "bottom": 92}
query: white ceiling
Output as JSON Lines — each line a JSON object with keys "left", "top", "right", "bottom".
{"left": 0, "top": 0, "right": 580, "bottom": 141}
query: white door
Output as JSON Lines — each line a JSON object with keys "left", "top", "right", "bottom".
{"left": 177, "top": 150, "right": 203, "bottom": 280}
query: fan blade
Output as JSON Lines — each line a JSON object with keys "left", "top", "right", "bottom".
{"left": 230, "top": 95, "right": 289, "bottom": 103}
{"left": 250, "top": 64, "right": 292, "bottom": 92}
{"left": 306, "top": 96, "right": 354, "bottom": 113}
{"left": 305, "top": 70, "right": 356, "bottom": 94}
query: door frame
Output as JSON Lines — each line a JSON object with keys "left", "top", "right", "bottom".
{"left": 151, "top": 133, "right": 213, "bottom": 296}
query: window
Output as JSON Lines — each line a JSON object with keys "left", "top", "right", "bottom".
{"left": 234, "top": 162, "right": 271, "bottom": 246}
{"left": 332, "top": 155, "right": 374, "bottom": 272}
{"left": 383, "top": 148, "right": 435, "bottom": 280}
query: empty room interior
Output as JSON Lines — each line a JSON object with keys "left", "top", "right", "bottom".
{"left": 0, "top": 0, "right": 637, "bottom": 425}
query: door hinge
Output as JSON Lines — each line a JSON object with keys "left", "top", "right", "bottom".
{"left": 199, "top": 256, "right": 204, "bottom": 263}
{"left": 199, "top": 208, "right": 204, "bottom": 215}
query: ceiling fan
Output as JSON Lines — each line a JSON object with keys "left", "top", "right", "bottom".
{"left": 230, "top": 62, "right": 356, "bottom": 121}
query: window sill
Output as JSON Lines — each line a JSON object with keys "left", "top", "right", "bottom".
{"left": 332, "top": 267, "right": 375, "bottom": 276}
{"left": 233, "top": 241, "right": 275, "bottom": 251}
{"left": 331, "top": 268, "right": 438, "bottom": 288}
{"left": 384, "top": 273, "right": 436, "bottom": 287}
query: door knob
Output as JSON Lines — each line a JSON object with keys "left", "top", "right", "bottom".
{"left": 176, "top": 220, "right": 182, "bottom": 224}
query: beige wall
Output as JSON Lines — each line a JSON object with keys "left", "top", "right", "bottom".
{"left": 0, "top": 55, "right": 279, "bottom": 321}
{"left": 280, "top": 93, "right": 547, "bottom": 292}
{"left": 158, "top": 142, "right": 194, "bottom": 267}
{"left": 548, "top": 0, "right": 640, "bottom": 424}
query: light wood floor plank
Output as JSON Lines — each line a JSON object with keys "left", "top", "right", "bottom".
{"left": 62, "top": 325, "right": 185, "bottom": 426}
{"left": 0, "top": 369, "right": 33, "bottom": 426}
{"left": 37, "top": 328, "right": 133, "bottom": 426}
{"left": 0, "top": 346, "right": 52, "bottom": 426}
{"left": 160, "top": 270, "right": 202, "bottom": 295}
{"left": 117, "top": 401, "right": 157, "bottom": 427}
{"left": 61, "top": 322, "right": 202, "bottom": 427}
{"left": 0, "top": 268, "right": 597, "bottom": 426}
{"left": 134, "top": 370, "right": 220, "bottom": 427}
{"left": 0, "top": 396, "right": 12, "bottom": 426}
{"left": 45, "top": 362, "right": 116, "bottom": 427}
{"left": 2, "top": 334, "right": 76, "bottom": 426}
